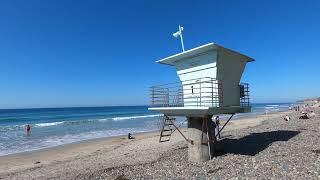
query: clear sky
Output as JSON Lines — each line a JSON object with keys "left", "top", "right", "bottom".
{"left": 0, "top": 0, "right": 319, "bottom": 108}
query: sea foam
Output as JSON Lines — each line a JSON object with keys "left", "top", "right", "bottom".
{"left": 31, "top": 114, "right": 161, "bottom": 127}
{"left": 110, "top": 114, "right": 161, "bottom": 121}
{"left": 35, "top": 121, "right": 64, "bottom": 127}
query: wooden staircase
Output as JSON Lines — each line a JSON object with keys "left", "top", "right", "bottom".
{"left": 159, "top": 115, "right": 176, "bottom": 142}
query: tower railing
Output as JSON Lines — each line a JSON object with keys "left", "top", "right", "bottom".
{"left": 150, "top": 77, "right": 223, "bottom": 108}
{"left": 240, "top": 83, "right": 250, "bottom": 107}
{"left": 150, "top": 78, "right": 251, "bottom": 108}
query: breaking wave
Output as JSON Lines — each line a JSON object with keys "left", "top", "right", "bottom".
{"left": 35, "top": 121, "right": 65, "bottom": 127}
{"left": 31, "top": 114, "right": 161, "bottom": 128}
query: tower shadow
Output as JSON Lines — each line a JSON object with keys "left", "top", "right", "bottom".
{"left": 215, "top": 130, "right": 300, "bottom": 156}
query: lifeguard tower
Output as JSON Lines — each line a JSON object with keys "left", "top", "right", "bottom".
{"left": 149, "top": 42, "right": 254, "bottom": 162}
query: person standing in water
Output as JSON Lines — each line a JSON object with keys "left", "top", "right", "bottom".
{"left": 26, "top": 124, "right": 31, "bottom": 136}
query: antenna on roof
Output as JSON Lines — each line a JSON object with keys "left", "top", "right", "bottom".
{"left": 173, "top": 25, "right": 185, "bottom": 52}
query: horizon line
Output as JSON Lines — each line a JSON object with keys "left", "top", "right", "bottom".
{"left": 0, "top": 102, "right": 299, "bottom": 110}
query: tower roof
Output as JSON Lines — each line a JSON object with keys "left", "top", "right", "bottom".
{"left": 156, "top": 43, "right": 254, "bottom": 66}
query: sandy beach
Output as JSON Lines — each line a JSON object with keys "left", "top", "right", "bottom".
{"left": 0, "top": 107, "right": 319, "bottom": 179}
{"left": 2, "top": 1, "right": 320, "bottom": 179}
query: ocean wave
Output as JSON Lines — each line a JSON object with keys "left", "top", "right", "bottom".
{"left": 0, "top": 125, "right": 24, "bottom": 131}
{"left": 0, "top": 127, "right": 154, "bottom": 156}
{"left": 42, "top": 114, "right": 160, "bottom": 125}
{"left": 266, "top": 104, "right": 280, "bottom": 107}
{"left": 51, "top": 114, "right": 161, "bottom": 124}
{"left": 264, "top": 107, "right": 277, "bottom": 109}
{"left": 0, "top": 122, "right": 65, "bottom": 130}
{"left": 1, "top": 114, "right": 162, "bottom": 130}
{"left": 34, "top": 121, "right": 64, "bottom": 127}
{"left": 0, "top": 117, "right": 20, "bottom": 121}
{"left": 97, "top": 114, "right": 161, "bottom": 122}
{"left": 109, "top": 114, "right": 161, "bottom": 121}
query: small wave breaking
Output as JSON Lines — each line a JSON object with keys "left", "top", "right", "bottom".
{"left": 266, "top": 104, "right": 280, "bottom": 107}
{"left": 100, "top": 114, "right": 161, "bottom": 122}
{"left": 29, "top": 114, "right": 162, "bottom": 128}
{"left": 35, "top": 122, "right": 65, "bottom": 127}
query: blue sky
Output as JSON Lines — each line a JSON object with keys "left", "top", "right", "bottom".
{"left": 0, "top": 0, "right": 319, "bottom": 108}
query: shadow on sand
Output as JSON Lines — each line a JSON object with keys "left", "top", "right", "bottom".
{"left": 215, "top": 130, "right": 300, "bottom": 156}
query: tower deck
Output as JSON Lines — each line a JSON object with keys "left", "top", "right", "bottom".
{"left": 148, "top": 106, "right": 251, "bottom": 117}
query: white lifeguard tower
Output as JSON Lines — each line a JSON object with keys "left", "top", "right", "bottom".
{"left": 149, "top": 42, "right": 254, "bottom": 162}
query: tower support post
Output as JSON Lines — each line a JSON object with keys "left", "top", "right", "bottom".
{"left": 187, "top": 116, "right": 215, "bottom": 162}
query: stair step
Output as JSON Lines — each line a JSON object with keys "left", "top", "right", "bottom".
{"left": 159, "top": 139, "right": 170, "bottom": 142}
{"left": 159, "top": 116, "right": 177, "bottom": 142}
{"left": 164, "top": 121, "right": 174, "bottom": 124}
{"left": 161, "top": 134, "right": 171, "bottom": 137}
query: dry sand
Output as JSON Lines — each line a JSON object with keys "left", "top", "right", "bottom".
{"left": 0, "top": 109, "right": 317, "bottom": 179}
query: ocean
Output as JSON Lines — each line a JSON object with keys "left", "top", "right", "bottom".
{"left": 0, "top": 103, "right": 294, "bottom": 156}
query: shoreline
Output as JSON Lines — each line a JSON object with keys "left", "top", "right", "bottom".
{"left": 0, "top": 109, "right": 288, "bottom": 158}
{"left": 0, "top": 129, "right": 156, "bottom": 157}
{"left": 0, "top": 130, "right": 163, "bottom": 178}
{"left": 0, "top": 110, "right": 291, "bottom": 179}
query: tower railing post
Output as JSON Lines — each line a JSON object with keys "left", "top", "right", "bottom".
{"left": 199, "top": 79, "right": 202, "bottom": 107}
{"left": 211, "top": 78, "right": 214, "bottom": 107}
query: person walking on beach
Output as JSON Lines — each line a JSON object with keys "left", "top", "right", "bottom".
{"left": 26, "top": 124, "right": 31, "bottom": 136}
{"left": 214, "top": 116, "right": 221, "bottom": 139}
